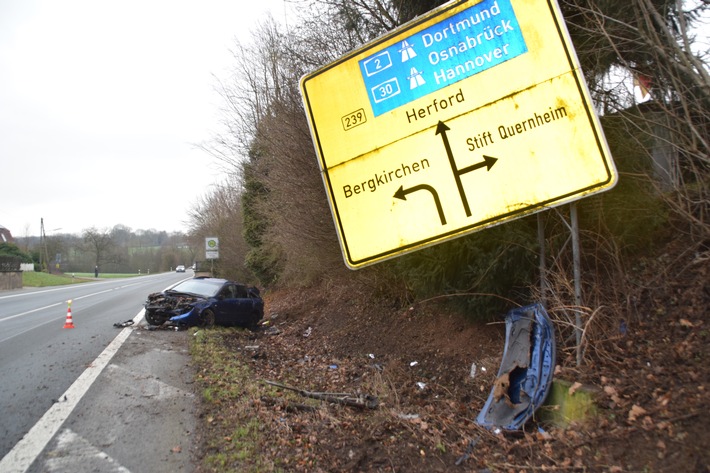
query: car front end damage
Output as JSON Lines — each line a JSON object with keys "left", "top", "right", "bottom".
{"left": 144, "top": 291, "right": 207, "bottom": 326}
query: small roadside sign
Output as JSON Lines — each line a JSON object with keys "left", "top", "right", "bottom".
{"left": 301, "top": 0, "right": 617, "bottom": 269}
{"left": 205, "top": 237, "right": 219, "bottom": 260}
{"left": 205, "top": 237, "right": 219, "bottom": 251}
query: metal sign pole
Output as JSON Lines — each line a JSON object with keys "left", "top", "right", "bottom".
{"left": 570, "top": 202, "right": 583, "bottom": 366}
{"left": 537, "top": 212, "right": 548, "bottom": 309}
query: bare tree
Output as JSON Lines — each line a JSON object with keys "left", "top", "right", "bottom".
{"left": 82, "top": 227, "right": 116, "bottom": 271}
{"left": 186, "top": 177, "right": 255, "bottom": 283}
{"left": 522, "top": 0, "right": 710, "bottom": 363}
{"left": 200, "top": 0, "right": 708, "bottom": 319}
{"left": 560, "top": 0, "right": 709, "bottom": 240}
{"left": 199, "top": 14, "right": 357, "bottom": 286}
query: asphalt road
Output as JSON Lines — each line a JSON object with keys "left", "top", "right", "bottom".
{"left": 0, "top": 272, "right": 199, "bottom": 473}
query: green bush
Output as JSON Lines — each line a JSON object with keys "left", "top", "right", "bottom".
{"left": 390, "top": 218, "right": 539, "bottom": 320}
{"left": 0, "top": 243, "right": 33, "bottom": 263}
{"left": 590, "top": 111, "right": 672, "bottom": 255}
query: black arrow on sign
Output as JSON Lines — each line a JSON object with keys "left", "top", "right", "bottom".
{"left": 436, "top": 121, "right": 499, "bottom": 218}
{"left": 458, "top": 154, "right": 498, "bottom": 174}
{"left": 394, "top": 184, "right": 446, "bottom": 225}
{"left": 436, "top": 121, "right": 470, "bottom": 216}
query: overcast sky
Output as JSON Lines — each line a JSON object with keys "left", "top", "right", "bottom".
{"left": 0, "top": 0, "right": 288, "bottom": 238}
{"left": 2, "top": 1, "right": 706, "bottom": 240}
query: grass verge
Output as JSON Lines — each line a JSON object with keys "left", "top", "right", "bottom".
{"left": 22, "top": 272, "right": 92, "bottom": 287}
{"left": 189, "top": 327, "right": 271, "bottom": 473}
{"left": 22, "top": 272, "right": 142, "bottom": 287}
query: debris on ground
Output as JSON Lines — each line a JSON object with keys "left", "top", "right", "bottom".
{"left": 191, "top": 238, "right": 709, "bottom": 472}
{"left": 263, "top": 380, "right": 379, "bottom": 409}
{"left": 476, "top": 303, "right": 556, "bottom": 431}
{"left": 112, "top": 320, "right": 134, "bottom": 328}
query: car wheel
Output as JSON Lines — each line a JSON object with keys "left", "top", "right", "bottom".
{"left": 200, "top": 309, "right": 215, "bottom": 328}
{"left": 145, "top": 310, "right": 166, "bottom": 326}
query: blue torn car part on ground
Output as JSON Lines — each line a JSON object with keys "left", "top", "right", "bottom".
{"left": 476, "top": 303, "right": 556, "bottom": 430}
{"left": 144, "top": 277, "right": 263, "bottom": 328}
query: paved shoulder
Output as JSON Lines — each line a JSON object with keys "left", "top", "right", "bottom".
{"left": 28, "top": 325, "right": 198, "bottom": 473}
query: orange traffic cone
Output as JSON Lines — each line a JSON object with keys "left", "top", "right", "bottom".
{"left": 63, "top": 300, "right": 75, "bottom": 329}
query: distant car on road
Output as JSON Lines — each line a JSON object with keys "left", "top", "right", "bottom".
{"left": 175, "top": 265, "right": 186, "bottom": 272}
{"left": 144, "top": 277, "right": 263, "bottom": 328}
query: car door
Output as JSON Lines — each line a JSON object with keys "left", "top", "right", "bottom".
{"left": 215, "top": 283, "right": 253, "bottom": 326}
{"left": 230, "top": 284, "right": 255, "bottom": 325}
{"left": 213, "top": 284, "right": 238, "bottom": 324}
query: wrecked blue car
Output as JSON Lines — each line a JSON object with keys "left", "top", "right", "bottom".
{"left": 144, "top": 277, "right": 263, "bottom": 328}
{"left": 476, "top": 303, "right": 556, "bottom": 430}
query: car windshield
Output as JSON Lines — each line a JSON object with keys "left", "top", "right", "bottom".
{"left": 168, "top": 279, "right": 223, "bottom": 298}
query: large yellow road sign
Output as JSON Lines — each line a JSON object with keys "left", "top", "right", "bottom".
{"left": 301, "top": 0, "right": 617, "bottom": 269}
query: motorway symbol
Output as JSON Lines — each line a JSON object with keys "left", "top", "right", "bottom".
{"left": 408, "top": 67, "right": 426, "bottom": 89}
{"left": 399, "top": 40, "right": 417, "bottom": 61}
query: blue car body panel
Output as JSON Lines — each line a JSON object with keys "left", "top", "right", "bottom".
{"left": 476, "top": 303, "right": 556, "bottom": 430}
{"left": 169, "top": 306, "right": 201, "bottom": 324}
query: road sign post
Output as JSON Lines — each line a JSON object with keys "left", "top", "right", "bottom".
{"left": 301, "top": 0, "right": 617, "bottom": 269}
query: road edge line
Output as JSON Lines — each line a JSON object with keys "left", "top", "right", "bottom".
{"left": 0, "top": 310, "right": 145, "bottom": 473}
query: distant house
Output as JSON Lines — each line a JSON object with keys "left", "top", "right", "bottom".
{"left": 0, "top": 225, "right": 13, "bottom": 244}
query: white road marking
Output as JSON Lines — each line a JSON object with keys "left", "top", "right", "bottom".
{"left": 0, "top": 279, "right": 135, "bottom": 301}
{"left": 0, "top": 311, "right": 66, "bottom": 345}
{"left": 0, "top": 302, "right": 63, "bottom": 324}
{"left": 106, "top": 362, "right": 194, "bottom": 400}
{"left": 44, "top": 429, "right": 131, "bottom": 473}
{"left": 0, "top": 310, "right": 145, "bottom": 473}
{"left": 0, "top": 286, "right": 134, "bottom": 324}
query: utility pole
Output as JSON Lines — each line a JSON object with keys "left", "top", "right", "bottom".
{"left": 40, "top": 218, "right": 50, "bottom": 273}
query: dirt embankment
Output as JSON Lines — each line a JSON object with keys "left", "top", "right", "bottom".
{"left": 194, "top": 244, "right": 709, "bottom": 472}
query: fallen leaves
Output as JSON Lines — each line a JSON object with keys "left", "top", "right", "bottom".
{"left": 628, "top": 404, "right": 647, "bottom": 422}
{"left": 603, "top": 384, "right": 622, "bottom": 406}
{"left": 188, "top": 247, "right": 710, "bottom": 473}
{"left": 568, "top": 381, "right": 583, "bottom": 396}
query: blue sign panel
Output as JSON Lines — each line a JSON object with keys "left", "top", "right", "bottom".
{"left": 359, "top": 0, "right": 528, "bottom": 117}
